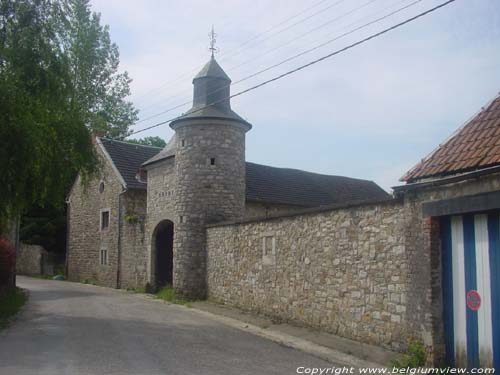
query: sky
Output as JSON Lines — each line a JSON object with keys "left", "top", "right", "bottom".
{"left": 90, "top": 0, "right": 500, "bottom": 191}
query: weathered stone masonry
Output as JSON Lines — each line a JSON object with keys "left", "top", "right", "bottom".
{"left": 207, "top": 200, "right": 410, "bottom": 352}
{"left": 206, "top": 172, "right": 500, "bottom": 361}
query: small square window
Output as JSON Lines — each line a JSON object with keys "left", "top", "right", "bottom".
{"left": 100, "top": 248, "right": 108, "bottom": 265}
{"left": 101, "top": 210, "right": 110, "bottom": 231}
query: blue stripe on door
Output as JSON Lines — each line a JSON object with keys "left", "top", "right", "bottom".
{"left": 463, "top": 215, "right": 479, "bottom": 368}
{"left": 441, "top": 216, "right": 455, "bottom": 366}
{"left": 488, "top": 213, "right": 500, "bottom": 370}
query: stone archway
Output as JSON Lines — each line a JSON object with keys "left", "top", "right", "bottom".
{"left": 152, "top": 220, "right": 174, "bottom": 288}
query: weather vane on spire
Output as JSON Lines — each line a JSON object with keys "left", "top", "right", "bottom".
{"left": 209, "top": 25, "right": 218, "bottom": 57}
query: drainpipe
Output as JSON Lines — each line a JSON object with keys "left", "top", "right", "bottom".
{"left": 117, "top": 189, "right": 127, "bottom": 289}
{"left": 65, "top": 197, "right": 71, "bottom": 279}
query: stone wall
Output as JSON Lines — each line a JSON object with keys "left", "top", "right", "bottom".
{"left": 207, "top": 171, "right": 500, "bottom": 362}
{"left": 171, "top": 118, "right": 249, "bottom": 298}
{"left": 120, "top": 190, "right": 148, "bottom": 290}
{"left": 16, "top": 243, "right": 46, "bottom": 276}
{"left": 144, "top": 157, "right": 177, "bottom": 287}
{"left": 67, "top": 145, "right": 123, "bottom": 287}
{"left": 207, "top": 199, "right": 411, "bottom": 351}
{"left": 244, "top": 201, "right": 305, "bottom": 219}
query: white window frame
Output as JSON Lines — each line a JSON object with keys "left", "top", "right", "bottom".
{"left": 100, "top": 247, "right": 108, "bottom": 266}
{"left": 100, "top": 208, "right": 110, "bottom": 232}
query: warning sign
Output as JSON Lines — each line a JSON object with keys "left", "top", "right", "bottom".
{"left": 467, "top": 290, "right": 481, "bottom": 311}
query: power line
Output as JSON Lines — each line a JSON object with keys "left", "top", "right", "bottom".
{"left": 132, "top": 0, "right": 424, "bottom": 126}
{"left": 135, "top": 0, "right": 381, "bottom": 118}
{"left": 132, "top": 0, "right": 344, "bottom": 105}
{"left": 123, "top": 0, "right": 456, "bottom": 139}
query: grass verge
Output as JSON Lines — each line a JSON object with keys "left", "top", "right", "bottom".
{"left": 0, "top": 287, "right": 28, "bottom": 330}
{"left": 155, "top": 285, "right": 193, "bottom": 306}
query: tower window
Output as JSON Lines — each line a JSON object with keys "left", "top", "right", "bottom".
{"left": 181, "top": 139, "right": 186, "bottom": 147}
{"left": 210, "top": 158, "right": 216, "bottom": 166}
{"left": 99, "top": 181, "right": 105, "bottom": 193}
{"left": 179, "top": 216, "right": 184, "bottom": 223}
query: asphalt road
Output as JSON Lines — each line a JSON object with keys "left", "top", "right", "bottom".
{"left": 0, "top": 276, "right": 331, "bottom": 375}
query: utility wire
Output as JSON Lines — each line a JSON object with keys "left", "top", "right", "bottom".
{"left": 123, "top": 0, "right": 456, "bottom": 139}
{"left": 136, "top": 0, "right": 380, "bottom": 117}
{"left": 132, "top": 0, "right": 343, "bottom": 105}
{"left": 132, "top": 0, "right": 423, "bottom": 126}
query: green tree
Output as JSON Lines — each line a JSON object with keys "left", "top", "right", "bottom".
{"left": 128, "top": 136, "right": 166, "bottom": 148}
{"left": 62, "top": 0, "right": 138, "bottom": 138}
{"left": 0, "top": 0, "right": 98, "bottom": 231}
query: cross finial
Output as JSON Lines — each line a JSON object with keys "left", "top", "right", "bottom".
{"left": 209, "top": 25, "right": 217, "bottom": 57}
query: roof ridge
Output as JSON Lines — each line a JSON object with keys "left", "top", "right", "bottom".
{"left": 100, "top": 137, "right": 163, "bottom": 149}
{"left": 246, "top": 161, "right": 373, "bottom": 182}
{"left": 400, "top": 92, "right": 500, "bottom": 182}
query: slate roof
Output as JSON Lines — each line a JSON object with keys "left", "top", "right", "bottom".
{"left": 99, "top": 138, "right": 161, "bottom": 190}
{"left": 193, "top": 57, "right": 231, "bottom": 81}
{"left": 246, "top": 162, "right": 389, "bottom": 207}
{"left": 101, "top": 138, "right": 389, "bottom": 205}
{"left": 402, "top": 94, "right": 500, "bottom": 183}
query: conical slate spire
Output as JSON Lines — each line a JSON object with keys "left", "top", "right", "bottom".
{"left": 173, "top": 56, "right": 248, "bottom": 125}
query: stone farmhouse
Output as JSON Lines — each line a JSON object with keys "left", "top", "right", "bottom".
{"left": 67, "top": 55, "right": 500, "bottom": 368}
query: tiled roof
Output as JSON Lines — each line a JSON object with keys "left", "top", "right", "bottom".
{"left": 402, "top": 94, "right": 500, "bottom": 183}
{"left": 99, "top": 138, "right": 161, "bottom": 190}
{"left": 246, "top": 162, "right": 389, "bottom": 207}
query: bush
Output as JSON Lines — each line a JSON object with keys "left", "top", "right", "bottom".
{"left": 0, "top": 287, "right": 27, "bottom": 329}
{"left": 390, "top": 340, "right": 427, "bottom": 368}
{"left": 0, "top": 236, "right": 16, "bottom": 289}
{"left": 155, "top": 285, "right": 193, "bottom": 306}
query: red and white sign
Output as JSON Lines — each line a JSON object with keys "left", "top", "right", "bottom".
{"left": 466, "top": 290, "right": 481, "bottom": 311}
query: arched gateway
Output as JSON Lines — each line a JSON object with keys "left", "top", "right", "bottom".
{"left": 152, "top": 220, "right": 174, "bottom": 288}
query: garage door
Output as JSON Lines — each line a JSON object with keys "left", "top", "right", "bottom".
{"left": 441, "top": 213, "right": 500, "bottom": 369}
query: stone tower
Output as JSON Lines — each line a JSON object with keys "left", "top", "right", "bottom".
{"left": 171, "top": 56, "right": 252, "bottom": 298}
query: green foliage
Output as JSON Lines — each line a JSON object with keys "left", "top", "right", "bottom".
{"left": 155, "top": 285, "right": 193, "bottom": 306}
{"left": 124, "top": 212, "right": 139, "bottom": 224}
{"left": 0, "top": 0, "right": 138, "bottom": 233}
{"left": 0, "top": 0, "right": 98, "bottom": 230}
{"left": 127, "top": 286, "right": 145, "bottom": 293}
{"left": 61, "top": 0, "right": 138, "bottom": 138}
{"left": 390, "top": 340, "right": 427, "bottom": 368}
{"left": 20, "top": 205, "right": 66, "bottom": 254}
{"left": 127, "top": 136, "right": 167, "bottom": 148}
{"left": 0, "top": 288, "right": 28, "bottom": 330}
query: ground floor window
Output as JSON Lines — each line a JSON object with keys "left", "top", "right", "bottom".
{"left": 100, "top": 248, "right": 108, "bottom": 265}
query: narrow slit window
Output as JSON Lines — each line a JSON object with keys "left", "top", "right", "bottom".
{"left": 101, "top": 210, "right": 110, "bottom": 231}
{"left": 210, "top": 158, "right": 216, "bottom": 166}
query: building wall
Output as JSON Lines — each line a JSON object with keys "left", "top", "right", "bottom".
{"left": 244, "top": 201, "right": 305, "bottom": 219}
{"left": 16, "top": 243, "right": 46, "bottom": 276}
{"left": 401, "top": 171, "right": 500, "bottom": 364}
{"left": 171, "top": 119, "right": 248, "bottom": 298}
{"left": 207, "top": 200, "right": 411, "bottom": 351}
{"left": 67, "top": 150, "right": 123, "bottom": 287}
{"left": 206, "top": 172, "right": 500, "bottom": 362}
{"left": 145, "top": 157, "right": 177, "bottom": 287}
{"left": 120, "top": 190, "right": 148, "bottom": 290}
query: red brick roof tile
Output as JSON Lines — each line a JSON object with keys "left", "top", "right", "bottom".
{"left": 401, "top": 94, "right": 500, "bottom": 182}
